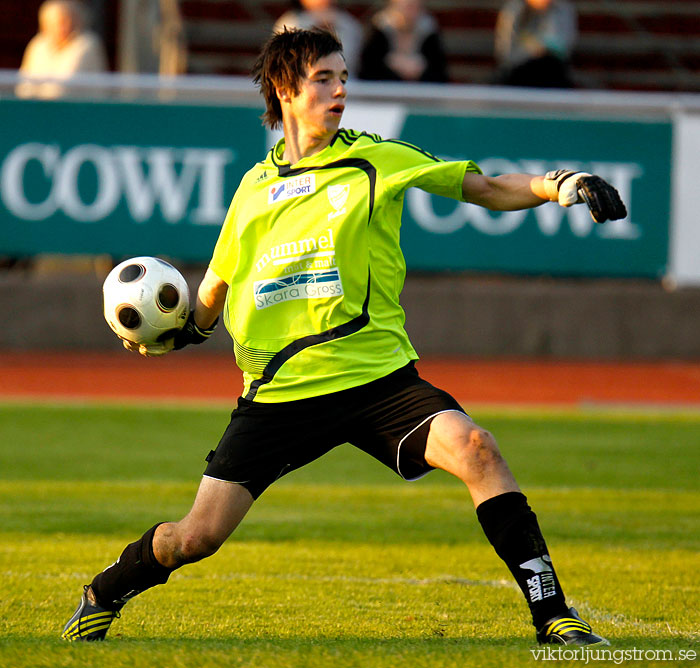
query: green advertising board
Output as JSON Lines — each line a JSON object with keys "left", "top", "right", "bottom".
{"left": 0, "top": 98, "right": 265, "bottom": 261}
{"left": 398, "top": 114, "right": 671, "bottom": 277}
{"left": 0, "top": 98, "right": 672, "bottom": 277}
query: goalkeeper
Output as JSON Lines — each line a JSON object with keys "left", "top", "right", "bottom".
{"left": 63, "top": 27, "right": 625, "bottom": 646}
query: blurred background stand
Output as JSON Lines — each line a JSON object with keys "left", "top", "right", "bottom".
{"left": 118, "top": 0, "right": 187, "bottom": 75}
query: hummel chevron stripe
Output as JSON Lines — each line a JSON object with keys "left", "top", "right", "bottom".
{"left": 547, "top": 618, "right": 592, "bottom": 636}
{"left": 62, "top": 611, "right": 117, "bottom": 639}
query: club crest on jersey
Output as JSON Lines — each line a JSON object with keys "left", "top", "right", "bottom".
{"left": 268, "top": 174, "right": 316, "bottom": 204}
{"left": 327, "top": 184, "right": 349, "bottom": 220}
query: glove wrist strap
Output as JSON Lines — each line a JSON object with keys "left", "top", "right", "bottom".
{"left": 543, "top": 179, "right": 560, "bottom": 202}
{"left": 543, "top": 169, "right": 574, "bottom": 202}
{"left": 193, "top": 318, "right": 217, "bottom": 339}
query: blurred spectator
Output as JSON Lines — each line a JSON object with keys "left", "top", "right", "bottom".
{"left": 17, "top": 0, "right": 108, "bottom": 99}
{"left": 158, "top": 0, "right": 187, "bottom": 75}
{"left": 359, "top": 0, "right": 448, "bottom": 83}
{"left": 273, "top": 1, "right": 363, "bottom": 75}
{"left": 494, "top": 0, "right": 577, "bottom": 88}
{"left": 118, "top": 0, "right": 187, "bottom": 75}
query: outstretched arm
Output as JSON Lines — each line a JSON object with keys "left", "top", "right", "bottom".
{"left": 461, "top": 172, "right": 548, "bottom": 211}
{"left": 462, "top": 169, "right": 627, "bottom": 223}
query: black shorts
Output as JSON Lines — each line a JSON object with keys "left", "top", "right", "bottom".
{"left": 203, "top": 362, "right": 467, "bottom": 499}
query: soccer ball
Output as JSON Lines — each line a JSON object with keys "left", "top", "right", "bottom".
{"left": 103, "top": 256, "right": 190, "bottom": 345}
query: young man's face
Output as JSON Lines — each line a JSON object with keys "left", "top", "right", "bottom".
{"left": 281, "top": 52, "right": 348, "bottom": 139}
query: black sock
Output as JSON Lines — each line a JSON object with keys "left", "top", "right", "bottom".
{"left": 90, "top": 523, "right": 176, "bottom": 610}
{"left": 476, "top": 491, "right": 568, "bottom": 628}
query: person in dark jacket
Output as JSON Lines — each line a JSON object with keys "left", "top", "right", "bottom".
{"left": 359, "top": 0, "right": 448, "bottom": 83}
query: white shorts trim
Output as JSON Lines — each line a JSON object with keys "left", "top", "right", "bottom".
{"left": 202, "top": 474, "right": 251, "bottom": 486}
{"left": 396, "top": 409, "right": 466, "bottom": 481}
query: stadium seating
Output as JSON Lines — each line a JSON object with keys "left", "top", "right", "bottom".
{"left": 572, "top": 0, "right": 700, "bottom": 91}
{"left": 179, "top": 0, "right": 700, "bottom": 92}
{"left": 1, "top": 0, "right": 698, "bottom": 92}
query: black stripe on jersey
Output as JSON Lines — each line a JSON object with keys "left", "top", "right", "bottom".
{"left": 335, "top": 133, "right": 355, "bottom": 148}
{"left": 334, "top": 129, "right": 443, "bottom": 163}
{"left": 245, "top": 275, "right": 371, "bottom": 400}
{"left": 247, "top": 158, "right": 378, "bottom": 400}
{"left": 333, "top": 128, "right": 360, "bottom": 147}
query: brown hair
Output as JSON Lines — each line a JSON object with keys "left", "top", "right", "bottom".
{"left": 252, "top": 28, "right": 344, "bottom": 129}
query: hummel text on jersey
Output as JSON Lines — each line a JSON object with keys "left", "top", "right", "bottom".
{"left": 268, "top": 175, "right": 316, "bottom": 204}
{"left": 256, "top": 228, "right": 335, "bottom": 272}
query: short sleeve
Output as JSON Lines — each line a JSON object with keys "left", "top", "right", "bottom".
{"left": 208, "top": 188, "right": 242, "bottom": 284}
{"left": 378, "top": 139, "right": 482, "bottom": 202}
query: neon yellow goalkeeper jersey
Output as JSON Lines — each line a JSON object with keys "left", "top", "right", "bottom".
{"left": 209, "top": 128, "right": 482, "bottom": 402}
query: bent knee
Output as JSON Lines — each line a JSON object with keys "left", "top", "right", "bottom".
{"left": 427, "top": 416, "right": 504, "bottom": 476}
{"left": 453, "top": 427, "right": 505, "bottom": 482}
{"left": 466, "top": 426, "right": 501, "bottom": 461}
{"left": 437, "top": 424, "right": 502, "bottom": 465}
{"left": 177, "top": 530, "right": 224, "bottom": 564}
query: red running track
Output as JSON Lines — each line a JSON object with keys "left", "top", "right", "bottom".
{"left": 2, "top": 352, "right": 700, "bottom": 407}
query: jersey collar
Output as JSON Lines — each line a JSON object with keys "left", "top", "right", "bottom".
{"left": 269, "top": 130, "right": 344, "bottom": 175}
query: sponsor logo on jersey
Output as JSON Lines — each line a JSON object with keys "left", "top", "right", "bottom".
{"left": 327, "top": 184, "right": 349, "bottom": 220}
{"left": 255, "top": 170, "right": 270, "bottom": 183}
{"left": 255, "top": 228, "right": 335, "bottom": 272}
{"left": 254, "top": 268, "right": 343, "bottom": 310}
{"left": 268, "top": 174, "right": 316, "bottom": 204}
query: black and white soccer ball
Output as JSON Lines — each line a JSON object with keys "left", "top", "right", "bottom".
{"left": 103, "top": 256, "right": 190, "bottom": 345}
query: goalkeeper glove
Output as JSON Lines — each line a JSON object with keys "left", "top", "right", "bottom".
{"left": 121, "top": 337, "right": 173, "bottom": 357}
{"left": 121, "top": 312, "right": 218, "bottom": 357}
{"left": 543, "top": 169, "right": 627, "bottom": 223}
{"left": 172, "top": 311, "right": 218, "bottom": 350}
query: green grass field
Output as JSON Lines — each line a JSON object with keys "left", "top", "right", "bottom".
{"left": 1, "top": 401, "right": 699, "bottom": 667}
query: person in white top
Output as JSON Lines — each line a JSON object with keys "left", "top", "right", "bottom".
{"left": 273, "top": 0, "right": 363, "bottom": 75}
{"left": 17, "top": 0, "right": 108, "bottom": 99}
